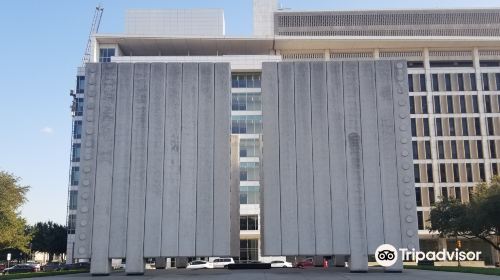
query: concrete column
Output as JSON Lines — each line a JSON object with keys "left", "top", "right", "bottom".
{"left": 473, "top": 48, "right": 492, "bottom": 180}
{"left": 423, "top": 48, "right": 441, "bottom": 200}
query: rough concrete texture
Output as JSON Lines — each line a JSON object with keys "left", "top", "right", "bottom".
{"left": 261, "top": 61, "right": 419, "bottom": 272}
{"left": 73, "top": 63, "right": 237, "bottom": 275}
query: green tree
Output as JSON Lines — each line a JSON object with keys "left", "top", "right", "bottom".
{"left": 0, "top": 171, "right": 31, "bottom": 254}
{"left": 30, "top": 221, "right": 67, "bottom": 261}
{"left": 430, "top": 176, "right": 500, "bottom": 252}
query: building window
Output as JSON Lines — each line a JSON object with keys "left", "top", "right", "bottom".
{"left": 474, "top": 118, "right": 481, "bottom": 136}
{"left": 232, "top": 92, "right": 262, "bottom": 111}
{"left": 453, "top": 163, "right": 459, "bottom": 182}
{"left": 75, "top": 98, "right": 84, "bottom": 116}
{"left": 70, "top": 167, "right": 80, "bottom": 186}
{"left": 240, "top": 215, "right": 258, "bottom": 230}
{"left": 67, "top": 214, "right": 76, "bottom": 234}
{"left": 472, "top": 95, "right": 479, "bottom": 113}
{"left": 477, "top": 140, "right": 483, "bottom": 158}
{"left": 490, "top": 140, "right": 497, "bottom": 158}
{"left": 423, "top": 119, "right": 430, "bottom": 136}
{"left": 76, "top": 76, "right": 85, "bottom": 94}
{"left": 408, "top": 75, "right": 414, "bottom": 92}
{"left": 417, "top": 211, "right": 424, "bottom": 230}
{"left": 455, "top": 187, "right": 462, "bottom": 201}
{"left": 462, "top": 118, "right": 468, "bottom": 136}
{"left": 72, "top": 143, "right": 81, "bottom": 162}
{"left": 447, "top": 96, "right": 454, "bottom": 113}
{"left": 419, "top": 74, "right": 426, "bottom": 91}
{"left": 434, "top": 96, "right": 441, "bottom": 113}
{"left": 436, "top": 118, "right": 443, "bottom": 136}
{"left": 479, "top": 163, "right": 485, "bottom": 181}
{"left": 427, "top": 164, "right": 433, "bottom": 183}
{"left": 240, "top": 186, "right": 259, "bottom": 204}
{"left": 99, "top": 48, "right": 115, "bottom": 63}
{"left": 438, "top": 141, "right": 445, "bottom": 159}
{"left": 441, "top": 187, "right": 448, "bottom": 199}
{"left": 409, "top": 96, "right": 415, "bottom": 114}
{"left": 493, "top": 163, "right": 498, "bottom": 175}
{"left": 466, "top": 163, "right": 473, "bottom": 182}
{"left": 445, "top": 74, "right": 452, "bottom": 91}
{"left": 414, "top": 164, "right": 420, "bottom": 183}
{"left": 69, "top": 190, "right": 78, "bottom": 210}
{"left": 232, "top": 116, "right": 262, "bottom": 134}
{"left": 240, "top": 162, "right": 260, "bottom": 181}
{"left": 412, "top": 142, "right": 418, "bottom": 160}
{"left": 484, "top": 95, "right": 492, "bottom": 113}
{"left": 451, "top": 141, "right": 457, "bottom": 159}
{"left": 470, "top": 73, "right": 477, "bottom": 91}
{"left": 459, "top": 96, "right": 466, "bottom": 113}
{"left": 464, "top": 140, "right": 471, "bottom": 158}
{"left": 449, "top": 118, "right": 456, "bottom": 136}
{"left": 458, "top": 73, "right": 465, "bottom": 91}
{"left": 440, "top": 163, "right": 447, "bottom": 183}
{"left": 429, "top": 187, "right": 435, "bottom": 205}
{"left": 240, "top": 239, "right": 259, "bottom": 261}
{"left": 240, "top": 139, "right": 260, "bottom": 158}
{"left": 411, "top": 119, "right": 417, "bottom": 137}
{"left": 432, "top": 74, "right": 439, "bottom": 91}
{"left": 425, "top": 141, "right": 431, "bottom": 159}
{"left": 421, "top": 96, "right": 428, "bottom": 114}
{"left": 482, "top": 73, "right": 490, "bottom": 91}
{"left": 232, "top": 73, "right": 261, "bottom": 88}
{"left": 73, "top": 120, "right": 82, "bottom": 139}
{"left": 415, "top": 187, "right": 422, "bottom": 206}
{"left": 487, "top": 117, "right": 495, "bottom": 136}
{"left": 468, "top": 187, "right": 474, "bottom": 200}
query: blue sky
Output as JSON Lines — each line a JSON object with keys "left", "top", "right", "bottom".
{"left": 1, "top": 0, "right": 500, "bottom": 225}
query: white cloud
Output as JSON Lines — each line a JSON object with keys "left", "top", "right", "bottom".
{"left": 40, "top": 126, "right": 54, "bottom": 134}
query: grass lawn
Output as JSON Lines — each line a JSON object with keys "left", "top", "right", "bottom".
{"left": 405, "top": 265, "right": 500, "bottom": 276}
{"left": 0, "top": 270, "right": 88, "bottom": 279}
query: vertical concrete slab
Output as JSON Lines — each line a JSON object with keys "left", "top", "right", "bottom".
{"left": 144, "top": 63, "right": 166, "bottom": 258}
{"left": 91, "top": 63, "right": 118, "bottom": 275}
{"left": 310, "top": 62, "right": 333, "bottom": 256}
{"left": 196, "top": 63, "right": 215, "bottom": 256}
{"left": 342, "top": 61, "right": 368, "bottom": 272}
{"left": 375, "top": 60, "right": 403, "bottom": 272}
{"left": 230, "top": 135, "right": 241, "bottom": 257}
{"left": 74, "top": 63, "right": 101, "bottom": 259}
{"left": 278, "top": 62, "right": 299, "bottom": 255}
{"left": 161, "top": 63, "right": 182, "bottom": 257}
{"left": 213, "top": 63, "right": 232, "bottom": 256}
{"left": 261, "top": 62, "right": 282, "bottom": 256}
{"left": 109, "top": 63, "right": 133, "bottom": 259}
{"left": 126, "top": 63, "right": 150, "bottom": 275}
{"left": 326, "top": 62, "right": 350, "bottom": 255}
{"left": 391, "top": 61, "right": 420, "bottom": 252}
{"left": 179, "top": 63, "right": 199, "bottom": 257}
{"left": 358, "top": 61, "right": 384, "bottom": 254}
{"left": 293, "top": 62, "right": 316, "bottom": 256}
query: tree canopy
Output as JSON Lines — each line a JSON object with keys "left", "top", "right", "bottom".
{"left": 430, "top": 176, "right": 500, "bottom": 252}
{"left": 30, "top": 221, "right": 67, "bottom": 261}
{"left": 0, "top": 171, "right": 31, "bottom": 253}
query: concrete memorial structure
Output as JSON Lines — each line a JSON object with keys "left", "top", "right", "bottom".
{"left": 73, "top": 62, "right": 240, "bottom": 275}
{"left": 261, "top": 60, "right": 419, "bottom": 272}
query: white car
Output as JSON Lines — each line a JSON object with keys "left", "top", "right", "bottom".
{"left": 186, "top": 260, "right": 213, "bottom": 269}
{"left": 270, "top": 260, "right": 293, "bottom": 268}
{"left": 211, "top": 258, "right": 235, "bottom": 268}
{"left": 26, "top": 261, "right": 41, "bottom": 272}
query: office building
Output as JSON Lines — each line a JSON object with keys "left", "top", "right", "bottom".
{"left": 66, "top": 0, "right": 500, "bottom": 266}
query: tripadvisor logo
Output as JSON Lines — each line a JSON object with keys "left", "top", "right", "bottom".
{"left": 375, "top": 244, "right": 482, "bottom": 267}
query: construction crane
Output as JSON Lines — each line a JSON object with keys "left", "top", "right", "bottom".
{"left": 82, "top": 5, "right": 104, "bottom": 65}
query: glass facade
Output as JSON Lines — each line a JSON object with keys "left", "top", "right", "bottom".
{"left": 240, "top": 215, "right": 258, "bottom": 230}
{"left": 99, "top": 48, "right": 115, "bottom": 63}
{"left": 240, "top": 239, "right": 259, "bottom": 261}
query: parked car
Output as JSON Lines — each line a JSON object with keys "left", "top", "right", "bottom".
{"left": 62, "top": 262, "right": 90, "bottom": 271}
{"left": 270, "top": 260, "right": 293, "bottom": 268}
{"left": 26, "top": 261, "right": 41, "bottom": 272}
{"left": 42, "top": 262, "right": 63, "bottom": 272}
{"left": 211, "top": 258, "right": 235, "bottom": 268}
{"left": 186, "top": 260, "right": 213, "bottom": 269}
{"left": 296, "top": 258, "right": 314, "bottom": 268}
{"left": 2, "top": 264, "right": 36, "bottom": 275}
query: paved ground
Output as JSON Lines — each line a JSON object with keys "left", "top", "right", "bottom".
{"left": 38, "top": 267, "right": 497, "bottom": 280}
